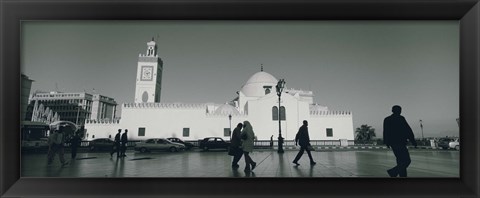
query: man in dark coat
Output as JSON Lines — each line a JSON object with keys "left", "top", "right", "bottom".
{"left": 230, "top": 123, "right": 244, "bottom": 169}
{"left": 70, "top": 132, "right": 81, "bottom": 159}
{"left": 293, "top": 120, "right": 316, "bottom": 166}
{"left": 384, "top": 105, "right": 417, "bottom": 177}
{"left": 120, "top": 129, "right": 128, "bottom": 157}
{"left": 110, "top": 129, "right": 121, "bottom": 158}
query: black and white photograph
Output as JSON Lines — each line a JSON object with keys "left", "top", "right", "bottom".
{"left": 21, "top": 20, "right": 459, "bottom": 178}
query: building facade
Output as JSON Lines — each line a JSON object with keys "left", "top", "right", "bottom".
{"left": 84, "top": 39, "right": 354, "bottom": 142}
{"left": 26, "top": 91, "right": 117, "bottom": 127}
{"left": 21, "top": 74, "right": 34, "bottom": 121}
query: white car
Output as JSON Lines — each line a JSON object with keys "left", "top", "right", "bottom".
{"left": 135, "top": 138, "right": 185, "bottom": 153}
{"left": 448, "top": 138, "right": 460, "bottom": 150}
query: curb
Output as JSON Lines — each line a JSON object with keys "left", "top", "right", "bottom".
{"left": 272, "top": 146, "right": 446, "bottom": 151}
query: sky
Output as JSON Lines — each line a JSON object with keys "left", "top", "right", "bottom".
{"left": 21, "top": 20, "right": 459, "bottom": 138}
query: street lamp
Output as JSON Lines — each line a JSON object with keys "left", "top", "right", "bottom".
{"left": 276, "top": 79, "right": 286, "bottom": 153}
{"left": 228, "top": 114, "right": 232, "bottom": 137}
{"left": 76, "top": 104, "right": 82, "bottom": 125}
{"left": 419, "top": 119, "right": 424, "bottom": 140}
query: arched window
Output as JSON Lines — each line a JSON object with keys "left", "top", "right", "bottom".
{"left": 272, "top": 106, "right": 279, "bottom": 120}
{"left": 142, "top": 91, "right": 149, "bottom": 102}
{"left": 280, "top": 106, "right": 286, "bottom": 120}
{"left": 264, "top": 86, "right": 272, "bottom": 95}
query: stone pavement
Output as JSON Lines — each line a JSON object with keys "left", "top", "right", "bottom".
{"left": 21, "top": 149, "right": 459, "bottom": 178}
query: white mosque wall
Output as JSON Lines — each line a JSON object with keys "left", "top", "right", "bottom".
{"left": 309, "top": 113, "right": 354, "bottom": 140}
{"left": 121, "top": 104, "right": 212, "bottom": 141}
{"left": 84, "top": 122, "right": 121, "bottom": 140}
{"left": 84, "top": 103, "right": 354, "bottom": 142}
{"left": 85, "top": 103, "right": 248, "bottom": 141}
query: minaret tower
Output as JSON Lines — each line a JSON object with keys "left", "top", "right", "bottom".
{"left": 134, "top": 38, "right": 163, "bottom": 103}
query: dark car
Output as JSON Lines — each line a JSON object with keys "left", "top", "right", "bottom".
{"left": 167, "top": 137, "right": 194, "bottom": 150}
{"left": 199, "top": 137, "right": 230, "bottom": 151}
{"left": 89, "top": 138, "right": 114, "bottom": 151}
{"left": 437, "top": 138, "right": 454, "bottom": 150}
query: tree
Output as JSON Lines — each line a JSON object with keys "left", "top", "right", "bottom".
{"left": 355, "top": 124, "right": 376, "bottom": 144}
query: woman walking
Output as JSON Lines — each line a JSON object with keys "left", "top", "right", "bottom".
{"left": 241, "top": 121, "right": 257, "bottom": 172}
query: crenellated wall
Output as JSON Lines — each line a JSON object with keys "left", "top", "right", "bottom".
{"left": 308, "top": 111, "right": 354, "bottom": 140}
{"left": 83, "top": 121, "right": 121, "bottom": 140}
{"left": 310, "top": 110, "right": 352, "bottom": 116}
{"left": 85, "top": 100, "right": 354, "bottom": 141}
{"left": 123, "top": 102, "right": 207, "bottom": 109}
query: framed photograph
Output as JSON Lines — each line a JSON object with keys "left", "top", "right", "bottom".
{"left": 1, "top": 0, "right": 479, "bottom": 197}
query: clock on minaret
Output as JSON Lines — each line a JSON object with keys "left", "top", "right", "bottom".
{"left": 135, "top": 39, "right": 162, "bottom": 103}
{"left": 141, "top": 66, "right": 153, "bottom": 81}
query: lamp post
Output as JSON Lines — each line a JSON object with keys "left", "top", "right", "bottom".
{"left": 456, "top": 118, "right": 460, "bottom": 127}
{"left": 419, "top": 119, "right": 424, "bottom": 140}
{"left": 228, "top": 114, "right": 232, "bottom": 137}
{"left": 76, "top": 106, "right": 80, "bottom": 125}
{"left": 76, "top": 104, "right": 82, "bottom": 125}
{"left": 276, "top": 79, "right": 286, "bottom": 153}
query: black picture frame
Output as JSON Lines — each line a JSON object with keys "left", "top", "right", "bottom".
{"left": 1, "top": 0, "right": 479, "bottom": 197}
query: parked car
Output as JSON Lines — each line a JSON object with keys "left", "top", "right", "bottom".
{"left": 437, "top": 138, "right": 455, "bottom": 150}
{"left": 167, "top": 137, "right": 194, "bottom": 150}
{"left": 448, "top": 138, "right": 460, "bottom": 150}
{"left": 135, "top": 138, "right": 185, "bottom": 153}
{"left": 199, "top": 137, "right": 230, "bottom": 151}
{"left": 89, "top": 138, "right": 114, "bottom": 151}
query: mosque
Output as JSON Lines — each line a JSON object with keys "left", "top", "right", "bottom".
{"left": 84, "top": 39, "right": 354, "bottom": 142}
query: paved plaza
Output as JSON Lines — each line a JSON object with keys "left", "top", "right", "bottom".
{"left": 21, "top": 148, "right": 459, "bottom": 178}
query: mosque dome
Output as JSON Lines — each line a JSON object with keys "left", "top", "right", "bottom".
{"left": 240, "top": 71, "right": 278, "bottom": 97}
{"left": 214, "top": 103, "right": 240, "bottom": 115}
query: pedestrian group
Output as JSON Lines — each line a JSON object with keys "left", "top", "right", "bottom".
{"left": 46, "top": 105, "right": 417, "bottom": 177}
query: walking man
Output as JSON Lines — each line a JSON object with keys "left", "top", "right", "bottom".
{"left": 230, "top": 123, "right": 244, "bottom": 169}
{"left": 293, "top": 120, "right": 316, "bottom": 166}
{"left": 70, "top": 132, "right": 81, "bottom": 159}
{"left": 120, "top": 129, "right": 128, "bottom": 157}
{"left": 110, "top": 129, "right": 121, "bottom": 158}
{"left": 384, "top": 105, "right": 417, "bottom": 177}
{"left": 47, "top": 126, "right": 69, "bottom": 166}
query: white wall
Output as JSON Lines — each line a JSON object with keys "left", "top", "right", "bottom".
{"left": 309, "top": 114, "right": 355, "bottom": 140}
{"left": 85, "top": 101, "right": 354, "bottom": 142}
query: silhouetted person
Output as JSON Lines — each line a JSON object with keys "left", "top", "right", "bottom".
{"left": 230, "top": 123, "right": 244, "bottom": 169}
{"left": 270, "top": 135, "right": 274, "bottom": 147}
{"left": 293, "top": 120, "right": 316, "bottom": 166}
{"left": 241, "top": 121, "right": 257, "bottom": 172}
{"left": 384, "top": 105, "right": 417, "bottom": 177}
{"left": 47, "top": 126, "right": 68, "bottom": 166}
{"left": 70, "top": 132, "right": 81, "bottom": 159}
{"left": 120, "top": 129, "right": 128, "bottom": 157}
{"left": 110, "top": 129, "right": 122, "bottom": 158}
{"left": 47, "top": 130, "right": 56, "bottom": 160}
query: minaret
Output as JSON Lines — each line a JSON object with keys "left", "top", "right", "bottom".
{"left": 134, "top": 38, "right": 163, "bottom": 103}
